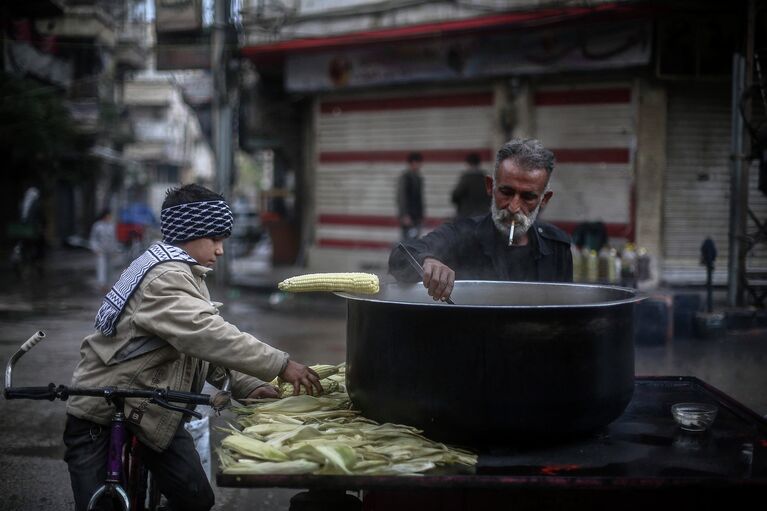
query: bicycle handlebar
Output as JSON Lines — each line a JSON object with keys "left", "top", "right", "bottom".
{"left": 4, "top": 331, "right": 217, "bottom": 420}
{"left": 4, "top": 383, "right": 213, "bottom": 405}
{"left": 4, "top": 331, "right": 45, "bottom": 390}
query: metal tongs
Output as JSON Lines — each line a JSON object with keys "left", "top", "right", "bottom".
{"left": 398, "top": 243, "right": 455, "bottom": 304}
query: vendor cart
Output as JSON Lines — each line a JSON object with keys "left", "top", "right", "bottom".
{"left": 218, "top": 377, "right": 767, "bottom": 511}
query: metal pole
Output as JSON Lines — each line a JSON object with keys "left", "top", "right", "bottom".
{"left": 212, "top": 0, "right": 232, "bottom": 285}
{"left": 727, "top": 53, "right": 746, "bottom": 307}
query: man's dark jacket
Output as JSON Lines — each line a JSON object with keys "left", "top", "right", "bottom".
{"left": 389, "top": 214, "right": 573, "bottom": 282}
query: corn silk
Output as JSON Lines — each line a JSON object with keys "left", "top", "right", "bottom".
{"left": 218, "top": 364, "right": 477, "bottom": 476}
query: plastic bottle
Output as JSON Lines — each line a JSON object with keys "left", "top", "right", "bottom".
{"left": 611, "top": 248, "right": 622, "bottom": 284}
{"left": 621, "top": 243, "right": 637, "bottom": 287}
{"left": 636, "top": 247, "right": 651, "bottom": 282}
{"left": 572, "top": 245, "right": 583, "bottom": 282}
{"left": 597, "top": 248, "right": 606, "bottom": 282}
{"left": 586, "top": 249, "right": 599, "bottom": 283}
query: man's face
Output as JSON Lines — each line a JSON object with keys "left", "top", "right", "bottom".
{"left": 180, "top": 237, "right": 225, "bottom": 267}
{"left": 485, "top": 159, "right": 552, "bottom": 240}
{"left": 408, "top": 159, "right": 422, "bottom": 172}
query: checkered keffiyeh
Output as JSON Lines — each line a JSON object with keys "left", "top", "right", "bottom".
{"left": 94, "top": 242, "right": 197, "bottom": 337}
{"left": 161, "top": 200, "right": 233, "bottom": 244}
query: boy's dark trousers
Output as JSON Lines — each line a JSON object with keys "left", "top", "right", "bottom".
{"left": 63, "top": 414, "right": 214, "bottom": 511}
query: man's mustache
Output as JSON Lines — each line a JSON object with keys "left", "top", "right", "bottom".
{"left": 494, "top": 208, "right": 531, "bottom": 226}
{"left": 491, "top": 200, "right": 541, "bottom": 240}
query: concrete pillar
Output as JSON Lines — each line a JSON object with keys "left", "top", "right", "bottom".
{"left": 634, "top": 79, "right": 667, "bottom": 290}
{"left": 299, "top": 97, "right": 318, "bottom": 266}
{"left": 508, "top": 78, "right": 534, "bottom": 142}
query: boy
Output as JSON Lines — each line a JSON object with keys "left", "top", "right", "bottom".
{"left": 64, "top": 184, "right": 321, "bottom": 511}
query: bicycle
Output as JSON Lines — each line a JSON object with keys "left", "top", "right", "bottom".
{"left": 4, "top": 331, "right": 230, "bottom": 510}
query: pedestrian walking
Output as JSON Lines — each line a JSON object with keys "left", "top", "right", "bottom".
{"left": 451, "top": 152, "right": 489, "bottom": 218}
{"left": 10, "top": 184, "right": 46, "bottom": 278}
{"left": 397, "top": 152, "right": 425, "bottom": 240}
{"left": 89, "top": 209, "right": 118, "bottom": 292}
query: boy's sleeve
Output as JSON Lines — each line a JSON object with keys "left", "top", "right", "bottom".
{"left": 134, "top": 268, "right": 289, "bottom": 383}
{"left": 206, "top": 365, "right": 271, "bottom": 401}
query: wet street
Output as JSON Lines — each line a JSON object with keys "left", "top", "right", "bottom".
{"left": 1, "top": 247, "right": 766, "bottom": 511}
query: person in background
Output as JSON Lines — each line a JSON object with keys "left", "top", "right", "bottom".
{"left": 389, "top": 138, "right": 572, "bottom": 301}
{"left": 10, "top": 185, "right": 46, "bottom": 276}
{"left": 451, "top": 152, "right": 489, "bottom": 218}
{"left": 89, "top": 209, "right": 118, "bottom": 292}
{"left": 64, "top": 184, "right": 322, "bottom": 511}
{"left": 397, "top": 152, "right": 425, "bottom": 240}
{"left": 119, "top": 198, "right": 159, "bottom": 260}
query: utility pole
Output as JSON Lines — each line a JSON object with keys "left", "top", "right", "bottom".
{"left": 728, "top": 53, "right": 746, "bottom": 307}
{"left": 212, "top": 0, "right": 233, "bottom": 285}
{"left": 727, "top": 0, "right": 755, "bottom": 307}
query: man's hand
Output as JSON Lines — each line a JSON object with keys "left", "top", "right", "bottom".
{"left": 401, "top": 214, "right": 413, "bottom": 227}
{"left": 422, "top": 257, "right": 455, "bottom": 302}
{"left": 246, "top": 385, "right": 279, "bottom": 400}
{"left": 279, "top": 360, "right": 323, "bottom": 396}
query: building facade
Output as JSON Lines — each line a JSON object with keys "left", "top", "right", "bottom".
{"left": 240, "top": 0, "right": 763, "bottom": 290}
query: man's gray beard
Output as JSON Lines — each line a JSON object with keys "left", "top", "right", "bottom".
{"left": 491, "top": 199, "right": 541, "bottom": 241}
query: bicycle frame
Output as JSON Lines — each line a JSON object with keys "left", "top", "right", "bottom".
{"left": 88, "top": 394, "right": 130, "bottom": 510}
{"left": 4, "top": 331, "right": 227, "bottom": 511}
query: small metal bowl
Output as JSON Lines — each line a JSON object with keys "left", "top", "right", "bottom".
{"left": 671, "top": 402, "right": 718, "bottom": 432}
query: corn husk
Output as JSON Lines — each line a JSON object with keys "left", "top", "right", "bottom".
{"left": 221, "top": 433, "right": 288, "bottom": 462}
{"left": 218, "top": 362, "right": 477, "bottom": 476}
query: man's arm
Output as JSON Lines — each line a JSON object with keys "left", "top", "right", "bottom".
{"left": 422, "top": 257, "right": 455, "bottom": 302}
{"left": 388, "top": 222, "right": 461, "bottom": 301}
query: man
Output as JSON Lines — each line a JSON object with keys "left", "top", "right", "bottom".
{"left": 397, "top": 152, "right": 425, "bottom": 240}
{"left": 451, "top": 152, "right": 489, "bottom": 218}
{"left": 64, "top": 184, "right": 321, "bottom": 511}
{"left": 389, "top": 138, "right": 572, "bottom": 301}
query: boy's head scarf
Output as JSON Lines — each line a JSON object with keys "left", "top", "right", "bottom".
{"left": 95, "top": 199, "right": 234, "bottom": 337}
{"left": 161, "top": 200, "right": 233, "bottom": 243}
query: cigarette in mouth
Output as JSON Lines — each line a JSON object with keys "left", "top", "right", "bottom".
{"left": 508, "top": 220, "right": 515, "bottom": 246}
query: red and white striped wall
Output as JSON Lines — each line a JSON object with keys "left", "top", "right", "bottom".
{"left": 308, "top": 90, "right": 496, "bottom": 270}
{"left": 533, "top": 83, "right": 636, "bottom": 240}
{"left": 305, "top": 83, "right": 636, "bottom": 271}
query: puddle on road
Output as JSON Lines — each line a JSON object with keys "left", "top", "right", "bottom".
{"left": 4, "top": 444, "right": 66, "bottom": 459}
{"left": 0, "top": 300, "right": 91, "bottom": 317}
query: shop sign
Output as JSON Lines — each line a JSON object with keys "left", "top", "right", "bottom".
{"left": 156, "top": 0, "right": 202, "bottom": 33}
{"left": 286, "top": 21, "right": 651, "bottom": 92}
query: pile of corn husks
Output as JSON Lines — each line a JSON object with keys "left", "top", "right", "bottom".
{"left": 217, "top": 364, "right": 477, "bottom": 476}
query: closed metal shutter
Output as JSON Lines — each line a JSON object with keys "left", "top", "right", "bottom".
{"left": 308, "top": 88, "right": 495, "bottom": 270}
{"left": 532, "top": 83, "right": 636, "bottom": 240}
{"left": 662, "top": 85, "right": 767, "bottom": 284}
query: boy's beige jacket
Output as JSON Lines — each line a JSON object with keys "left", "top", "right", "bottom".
{"left": 67, "top": 261, "right": 289, "bottom": 451}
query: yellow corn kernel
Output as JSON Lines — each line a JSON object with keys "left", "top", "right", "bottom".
{"left": 277, "top": 273, "right": 379, "bottom": 294}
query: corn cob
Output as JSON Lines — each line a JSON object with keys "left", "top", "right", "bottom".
{"left": 277, "top": 273, "right": 379, "bottom": 294}
{"left": 268, "top": 364, "right": 342, "bottom": 397}
{"left": 276, "top": 378, "right": 340, "bottom": 397}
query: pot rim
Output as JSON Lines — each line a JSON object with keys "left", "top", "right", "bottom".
{"left": 336, "top": 280, "right": 646, "bottom": 309}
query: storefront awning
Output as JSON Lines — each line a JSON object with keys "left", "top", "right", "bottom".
{"left": 241, "top": 2, "right": 659, "bottom": 62}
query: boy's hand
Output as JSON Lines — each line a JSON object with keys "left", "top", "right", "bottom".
{"left": 279, "top": 360, "right": 323, "bottom": 396}
{"left": 246, "top": 385, "right": 279, "bottom": 399}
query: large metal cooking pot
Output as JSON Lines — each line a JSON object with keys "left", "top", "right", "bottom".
{"left": 338, "top": 281, "right": 643, "bottom": 446}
